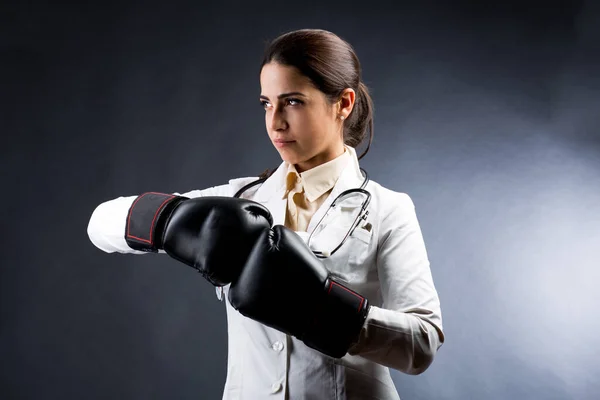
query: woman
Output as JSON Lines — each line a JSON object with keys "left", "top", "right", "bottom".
{"left": 87, "top": 29, "right": 444, "bottom": 400}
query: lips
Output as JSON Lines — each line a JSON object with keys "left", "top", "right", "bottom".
{"left": 273, "top": 139, "right": 295, "bottom": 148}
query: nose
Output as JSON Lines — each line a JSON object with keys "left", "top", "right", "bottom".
{"left": 267, "top": 106, "right": 287, "bottom": 132}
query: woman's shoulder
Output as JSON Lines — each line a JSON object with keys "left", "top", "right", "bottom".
{"left": 366, "top": 179, "right": 417, "bottom": 223}
{"left": 367, "top": 179, "right": 415, "bottom": 207}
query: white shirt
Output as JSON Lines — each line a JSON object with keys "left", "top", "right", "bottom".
{"left": 87, "top": 145, "right": 444, "bottom": 400}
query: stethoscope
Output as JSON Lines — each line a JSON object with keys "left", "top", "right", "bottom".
{"left": 234, "top": 167, "right": 372, "bottom": 258}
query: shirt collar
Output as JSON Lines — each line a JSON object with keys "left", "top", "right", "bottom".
{"left": 283, "top": 147, "right": 350, "bottom": 202}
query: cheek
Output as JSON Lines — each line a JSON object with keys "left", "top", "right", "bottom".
{"left": 293, "top": 111, "right": 328, "bottom": 140}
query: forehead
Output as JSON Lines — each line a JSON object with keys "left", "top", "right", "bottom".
{"left": 260, "top": 62, "right": 314, "bottom": 93}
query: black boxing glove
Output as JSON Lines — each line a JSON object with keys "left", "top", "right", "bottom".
{"left": 228, "top": 225, "right": 370, "bottom": 358}
{"left": 125, "top": 192, "right": 272, "bottom": 286}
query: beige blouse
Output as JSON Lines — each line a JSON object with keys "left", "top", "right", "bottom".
{"left": 283, "top": 148, "right": 350, "bottom": 232}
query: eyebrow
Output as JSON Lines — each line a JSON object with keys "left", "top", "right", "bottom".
{"left": 259, "top": 92, "right": 306, "bottom": 100}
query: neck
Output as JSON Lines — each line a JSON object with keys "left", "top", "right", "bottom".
{"left": 295, "top": 144, "right": 345, "bottom": 173}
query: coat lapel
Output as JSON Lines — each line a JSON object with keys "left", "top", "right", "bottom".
{"left": 252, "top": 161, "right": 288, "bottom": 226}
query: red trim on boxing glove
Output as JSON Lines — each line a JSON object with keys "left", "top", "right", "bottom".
{"left": 125, "top": 192, "right": 187, "bottom": 252}
{"left": 327, "top": 280, "right": 366, "bottom": 312}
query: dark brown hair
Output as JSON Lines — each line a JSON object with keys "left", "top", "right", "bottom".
{"left": 258, "top": 29, "right": 374, "bottom": 179}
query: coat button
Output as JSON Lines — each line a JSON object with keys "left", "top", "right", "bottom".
{"left": 271, "top": 341, "right": 284, "bottom": 352}
{"left": 271, "top": 382, "right": 282, "bottom": 393}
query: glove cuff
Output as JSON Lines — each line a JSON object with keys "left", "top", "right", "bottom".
{"left": 125, "top": 192, "right": 188, "bottom": 252}
{"left": 304, "top": 278, "right": 370, "bottom": 358}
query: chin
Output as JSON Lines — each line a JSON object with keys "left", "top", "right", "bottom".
{"left": 276, "top": 149, "right": 303, "bottom": 165}
{"left": 281, "top": 156, "right": 301, "bottom": 165}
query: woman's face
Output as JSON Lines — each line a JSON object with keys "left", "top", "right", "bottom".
{"left": 259, "top": 62, "right": 347, "bottom": 172}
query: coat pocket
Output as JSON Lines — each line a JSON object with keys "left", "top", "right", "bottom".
{"left": 350, "top": 225, "right": 372, "bottom": 244}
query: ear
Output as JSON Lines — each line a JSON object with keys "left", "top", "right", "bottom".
{"left": 337, "top": 88, "right": 356, "bottom": 120}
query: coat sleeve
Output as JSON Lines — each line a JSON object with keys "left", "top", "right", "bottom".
{"left": 348, "top": 192, "right": 444, "bottom": 375}
{"left": 86, "top": 178, "right": 257, "bottom": 254}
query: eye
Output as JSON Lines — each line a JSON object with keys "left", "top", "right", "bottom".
{"left": 260, "top": 100, "right": 271, "bottom": 109}
{"left": 286, "top": 98, "right": 303, "bottom": 106}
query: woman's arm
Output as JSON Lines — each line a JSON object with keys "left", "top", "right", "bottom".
{"left": 348, "top": 192, "right": 444, "bottom": 375}
{"left": 86, "top": 184, "right": 232, "bottom": 254}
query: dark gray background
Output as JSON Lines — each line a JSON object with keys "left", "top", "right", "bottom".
{"left": 2, "top": 1, "right": 599, "bottom": 399}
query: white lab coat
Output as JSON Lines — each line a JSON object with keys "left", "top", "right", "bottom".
{"left": 87, "top": 146, "right": 444, "bottom": 400}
